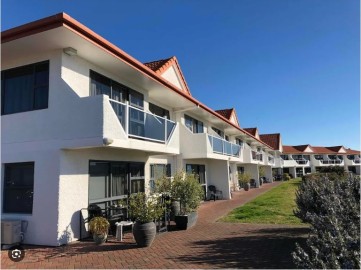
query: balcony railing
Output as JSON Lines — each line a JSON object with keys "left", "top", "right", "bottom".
{"left": 320, "top": 159, "right": 343, "bottom": 164}
{"left": 208, "top": 134, "right": 241, "bottom": 157}
{"left": 295, "top": 159, "right": 308, "bottom": 165}
{"left": 110, "top": 100, "right": 176, "bottom": 143}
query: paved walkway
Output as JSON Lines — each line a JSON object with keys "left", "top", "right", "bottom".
{"left": 1, "top": 181, "right": 308, "bottom": 269}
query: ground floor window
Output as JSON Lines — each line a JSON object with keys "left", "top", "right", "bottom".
{"left": 304, "top": 167, "right": 311, "bottom": 174}
{"left": 296, "top": 168, "right": 303, "bottom": 177}
{"left": 348, "top": 166, "right": 357, "bottom": 174}
{"left": 3, "top": 162, "right": 34, "bottom": 214}
{"left": 149, "top": 164, "right": 171, "bottom": 191}
{"left": 237, "top": 167, "right": 245, "bottom": 174}
{"left": 89, "top": 161, "right": 144, "bottom": 209}
{"left": 186, "top": 164, "right": 206, "bottom": 199}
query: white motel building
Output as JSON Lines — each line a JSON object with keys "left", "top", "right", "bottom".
{"left": 2, "top": 13, "right": 360, "bottom": 246}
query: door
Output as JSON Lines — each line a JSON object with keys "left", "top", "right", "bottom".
{"left": 186, "top": 164, "right": 206, "bottom": 200}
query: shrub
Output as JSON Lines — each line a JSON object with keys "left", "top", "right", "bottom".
{"left": 283, "top": 173, "right": 291, "bottom": 181}
{"left": 171, "top": 171, "right": 203, "bottom": 215}
{"left": 89, "top": 216, "right": 110, "bottom": 235}
{"left": 292, "top": 175, "right": 360, "bottom": 269}
{"left": 238, "top": 172, "right": 251, "bottom": 188}
{"left": 129, "top": 192, "right": 164, "bottom": 223}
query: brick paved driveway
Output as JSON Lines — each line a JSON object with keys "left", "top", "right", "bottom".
{"left": 1, "top": 181, "right": 308, "bottom": 269}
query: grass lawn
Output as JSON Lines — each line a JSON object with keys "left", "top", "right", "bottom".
{"left": 221, "top": 178, "right": 304, "bottom": 225}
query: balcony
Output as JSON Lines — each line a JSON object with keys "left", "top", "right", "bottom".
{"left": 295, "top": 159, "right": 309, "bottom": 165}
{"left": 345, "top": 156, "right": 360, "bottom": 166}
{"left": 207, "top": 134, "right": 241, "bottom": 157}
{"left": 179, "top": 125, "right": 241, "bottom": 160}
{"left": 321, "top": 159, "right": 343, "bottom": 165}
{"left": 110, "top": 100, "right": 176, "bottom": 144}
{"left": 282, "top": 159, "right": 309, "bottom": 167}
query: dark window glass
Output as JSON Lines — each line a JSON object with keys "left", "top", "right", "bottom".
{"left": 150, "top": 164, "right": 171, "bottom": 179}
{"left": 3, "top": 162, "right": 34, "bottom": 214}
{"left": 89, "top": 161, "right": 145, "bottom": 208}
{"left": 2, "top": 61, "right": 49, "bottom": 115}
{"left": 90, "top": 70, "right": 144, "bottom": 109}
{"left": 185, "top": 114, "right": 204, "bottom": 134}
{"left": 129, "top": 89, "right": 144, "bottom": 108}
{"left": 212, "top": 127, "right": 224, "bottom": 138}
{"left": 149, "top": 103, "right": 170, "bottom": 119}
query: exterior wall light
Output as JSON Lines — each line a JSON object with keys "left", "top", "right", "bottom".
{"left": 103, "top": 137, "right": 114, "bottom": 146}
{"left": 63, "top": 47, "right": 77, "bottom": 56}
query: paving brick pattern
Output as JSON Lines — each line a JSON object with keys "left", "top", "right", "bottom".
{"left": 1, "top": 182, "right": 308, "bottom": 269}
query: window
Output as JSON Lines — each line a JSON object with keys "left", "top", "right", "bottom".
{"left": 212, "top": 127, "right": 224, "bottom": 138}
{"left": 185, "top": 115, "right": 204, "bottom": 133}
{"left": 281, "top": 155, "right": 289, "bottom": 160}
{"left": 149, "top": 103, "right": 170, "bottom": 119}
{"left": 2, "top": 61, "right": 49, "bottom": 115}
{"left": 149, "top": 164, "right": 171, "bottom": 192}
{"left": 235, "top": 138, "right": 243, "bottom": 147}
{"left": 3, "top": 162, "right": 34, "bottom": 214}
{"left": 90, "top": 70, "right": 144, "bottom": 108}
{"left": 89, "top": 161, "right": 145, "bottom": 209}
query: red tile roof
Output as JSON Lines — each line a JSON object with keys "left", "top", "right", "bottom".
{"left": 243, "top": 128, "right": 257, "bottom": 137}
{"left": 260, "top": 133, "right": 281, "bottom": 151}
{"left": 144, "top": 58, "right": 172, "bottom": 72}
{"left": 283, "top": 145, "right": 360, "bottom": 155}
{"left": 215, "top": 109, "right": 233, "bottom": 120}
{"left": 346, "top": 149, "right": 360, "bottom": 155}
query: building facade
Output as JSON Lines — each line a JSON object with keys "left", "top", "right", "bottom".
{"left": 1, "top": 13, "right": 359, "bottom": 246}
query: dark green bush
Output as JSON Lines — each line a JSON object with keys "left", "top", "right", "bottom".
{"left": 293, "top": 175, "right": 360, "bottom": 269}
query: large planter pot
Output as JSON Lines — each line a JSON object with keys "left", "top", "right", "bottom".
{"left": 175, "top": 212, "right": 198, "bottom": 230}
{"left": 93, "top": 233, "right": 107, "bottom": 245}
{"left": 170, "top": 200, "right": 180, "bottom": 221}
{"left": 244, "top": 183, "right": 250, "bottom": 191}
{"left": 133, "top": 221, "right": 156, "bottom": 247}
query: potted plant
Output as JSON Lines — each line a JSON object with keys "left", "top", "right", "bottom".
{"left": 128, "top": 192, "right": 164, "bottom": 247}
{"left": 89, "top": 216, "right": 110, "bottom": 245}
{"left": 154, "top": 175, "right": 178, "bottom": 221}
{"left": 238, "top": 172, "right": 251, "bottom": 191}
{"left": 171, "top": 171, "right": 203, "bottom": 230}
{"left": 259, "top": 166, "right": 266, "bottom": 185}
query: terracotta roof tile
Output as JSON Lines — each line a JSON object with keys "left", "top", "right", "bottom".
{"left": 260, "top": 133, "right": 280, "bottom": 150}
{"left": 143, "top": 57, "right": 172, "bottom": 72}
{"left": 215, "top": 109, "right": 233, "bottom": 120}
{"left": 346, "top": 149, "right": 360, "bottom": 155}
{"left": 283, "top": 145, "right": 360, "bottom": 155}
{"left": 243, "top": 128, "right": 257, "bottom": 136}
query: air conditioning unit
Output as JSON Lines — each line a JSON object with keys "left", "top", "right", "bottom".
{"left": 1, "top": 220, "right": 22, "bottom": 245}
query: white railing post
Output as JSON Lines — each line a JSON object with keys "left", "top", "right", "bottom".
{"left": 125, "top": 101, "right": 129, "bottom": 136}
{"left": 164, "top": 119, "right": 167, "bottom": 143}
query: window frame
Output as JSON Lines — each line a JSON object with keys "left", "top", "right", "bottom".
{"left": 89, "top": 70, "right": 144, "bottom": 109}
{"left": 184, "top": 114, "right": 204, "bottom": 134}
{"left": 1, "top": 61, "right": 50, "bottom": 115}
{"left": 3, "top": 162, "right": 35, "bottom": 214}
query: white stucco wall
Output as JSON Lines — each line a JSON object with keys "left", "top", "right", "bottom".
{"left": 161, "top": 66, "right": 184, "bottom": 91}
{"left": 57, "top": 147, "right": 152, "bottom": 245}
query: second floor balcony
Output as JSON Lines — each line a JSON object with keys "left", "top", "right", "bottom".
{"left": 207, "top": 134, "right": 241, "bottom": 157}
{"left": 110, "top": 100, "right": 176, "bottom": 144}
{"left": 179, "top": 124, "right": 241, "bottom": 160}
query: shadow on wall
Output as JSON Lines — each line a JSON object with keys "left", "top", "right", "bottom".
{"left": 57, "top": 210, "right": 81, "bottom": 245}
{"left": 171, "top": 226, "right": 309, "bottom": 269}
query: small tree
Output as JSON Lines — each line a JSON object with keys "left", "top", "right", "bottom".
{"left": 171, "top": 171, "right": 203, "bottom": 215}
{"left": 238, "top": 172, "right": 251, "bottom": 188}
{"left": 293, "top": 175, "right": 360, "bottom": 269}
{"left": 259, "top": 166, "right": 265, "bottom": 178}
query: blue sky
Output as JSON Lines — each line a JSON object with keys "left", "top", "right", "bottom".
{"left": 2, "top": 0, "right": 360, "bottom": 149}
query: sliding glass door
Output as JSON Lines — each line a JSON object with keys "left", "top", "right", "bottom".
{"left": 89, "top": 161, "right": 144, "bottom": 208}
